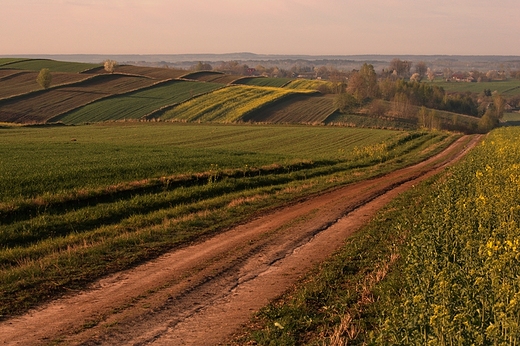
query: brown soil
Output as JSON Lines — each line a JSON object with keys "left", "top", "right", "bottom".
{"left": 0, "top": 135, "right": 481, "bottom": 346}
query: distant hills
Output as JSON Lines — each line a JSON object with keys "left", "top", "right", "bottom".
{"left": 4, "top": 54, "right": 520, "bottom": 72}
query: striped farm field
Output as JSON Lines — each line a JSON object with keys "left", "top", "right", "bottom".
{"left": 0, "top": 123, "right": 401, "bottom": 202}
{"left": 0, "top": 69, "right": 21, "bottom": 78}
{"left": 179, "top": 71, "right": 242, "bottom": 84}
{"left": 181, "top": 71, "right": 226, "bottom": 82}
{"left": 0, "top": 59, "right": 100, "bottom": 73}
{"left": 284, "top": 79, "right": 339, "bottom": 92}
{"left": 244, "top": 93, "right": 337, "bottom": 124}
{"left": 162, "top": 85, "right": 313, "bottom": 123}
{"left": 233, "top": 76, "right": 293, "bottom": 88}
{"left": 114, "top": 65, "right": 187, "bottom": 80}
{"left": 0, "top": 74, "right": 160, "bottom": 123}
{"left": 0, "top": 70, "right": 91, "bottom": 100}
{"left": 54, "top": 80, "right": 223, "bottom": 124}
{"left": 209, "top": 75, "right": 243, "bottom": 84}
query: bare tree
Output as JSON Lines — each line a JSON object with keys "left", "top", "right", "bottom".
{"left": 427, "top": 68, "right": 436, "bottom": 82}
{"left": 104, "top": 59, "right": 118, "bottom": 73}
{"left": 443, "top": 68, "right": 453, "bottom": 80}
{"left": 191, "top": 61, "right": 212, "bottom": 71}
{"left": 410, "top": 73, "right": 421, "bottom": 83}
{"left": 389, "top": 58, "right": 412, "bottom": 78}
{"left": 486, "top": 70, "right": 498, "bottom": 80}
{"left": 415, "top": 61, "right": 428, "bottom": 79}
{"left": 347, "top": 63, "right": 379, "bottom": 102}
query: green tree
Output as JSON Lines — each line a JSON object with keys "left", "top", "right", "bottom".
{"left": 334, "top": 92, "right": 358, "bottom": 113}
{"left": 36, "top": 68, "right": 52, "bottom": 89}
{"left": 492, "top": 92, "right": 506, "bottom": 119}
{"left": 478, "top": 108, "right": 499, "bottom": 133}
{"left": 415, "top": 61, "right": 428, "bottom": 79}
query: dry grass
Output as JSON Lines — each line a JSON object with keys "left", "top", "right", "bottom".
{"left": 328, "top": 252, "right": 400, "bottom": 345}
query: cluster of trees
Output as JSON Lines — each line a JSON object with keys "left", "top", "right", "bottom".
{"left": 335, "top": 63, "right": 481, "bottom": 117}
{"left": 333, "top": 62, "right": 509, "bottom": 133}
{"left": 189, "top": 60, "right": 351, "bottom": 80}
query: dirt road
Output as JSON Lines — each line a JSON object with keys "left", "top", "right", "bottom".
{"left": 0, "top": 135, "right": 481, "bottom": 346}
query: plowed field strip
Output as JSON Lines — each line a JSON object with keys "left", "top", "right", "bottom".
{"left": 0, "top": 74, "right": 159, "bottom": 123}
{"left": 0, "top": 70, "right": 91, "bottom": 99}
{"left": 0, "top": 135, "right": 481, "bottom": 346}
{"left": 245, "top": 93, "right": 336, "bottom": 123}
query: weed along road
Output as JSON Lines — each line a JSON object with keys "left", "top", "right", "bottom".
{"left": 0, "top": 135, "right": 481, "bottom": 346}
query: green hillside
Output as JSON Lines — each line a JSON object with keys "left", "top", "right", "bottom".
{"left": 54, "top": 80, "right": 223, "bottom": 124}
{"left": 0, "top": 59, "right": 100, "bottom": 73}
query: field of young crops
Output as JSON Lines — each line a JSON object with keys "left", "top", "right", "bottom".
{"left": 0, "top": 70, "right": 91, "bottom": 99}
{"left": 180, "top": 71, "right": 242, "bottom": 84}
{"left": 208, "top": 74, "right": 244, "bottom": 84}
{"left": 284, "top": 78, "right": 339, "bottom": 92}
{"left": 0, "top": 122, "right": 454, "bottom": 317}
{"left": 0, "top": 59, "right": 100, "bottom": 73}
{"left": 233, "top": 77, "right": 293, "bottom": 88}
{"left": 0, "top": 74, "right": 160, "bottom": 123}
{"left": 433, "top": 79, "right": 520, "bottom": 96}
{"left": 114, "top": 65, "right": 187, "bottom": 80}
{"left": 0, "top": 58, "right": 28, "bottom": 66}
{"left": 326, "top": 112, "right": 418, "bottom": 130}
{"left": 244, "top": 93, "right": 337, "bottom": 124}
{"left": 161, "top": 85, "right": 313, "bottom": 123}
{"left": 53, "top": 80, "right": 223, "bottom": 124}
{"left": 181, "top": 71, "right": 226, "bottom": 82}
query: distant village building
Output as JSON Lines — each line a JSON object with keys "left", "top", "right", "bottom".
{"left": 451, "top": 73, "right": 475, "bottom": 82}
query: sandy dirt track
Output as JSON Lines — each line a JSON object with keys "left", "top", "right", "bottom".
{"left": 0, "top": 135, "right": 481, "bottom": 346}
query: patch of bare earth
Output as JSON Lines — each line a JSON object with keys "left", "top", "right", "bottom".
{"left": 0, "top": 135, "right": 481, "bottom": 346}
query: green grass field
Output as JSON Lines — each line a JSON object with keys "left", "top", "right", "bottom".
{"left": 53, "top": 80, "right": 223, "bottom": 124}
{"left": 0, "top": 122, "right": 455, "bottom": 318}
{"left": 431, "top": 79, "right": 520, "bottom": 96}
{"left": 502, "top": 112, "right": 520, "bottom": 126}
{"left": 233, "top": 77, "right": 294, "bottom": 88}
{"left": 0, "top": 59, "right": 100, "bottom": 73}
{"left": 0, "top": 123, "right": 398, "bottom": 202}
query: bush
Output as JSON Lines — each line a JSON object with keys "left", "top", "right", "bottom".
{"left": 36, "top": 68, "right": 52, "bottom": 89}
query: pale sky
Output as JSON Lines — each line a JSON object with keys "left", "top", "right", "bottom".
{"left": 2, "top": 0, "right": 519, "bottom": 56}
